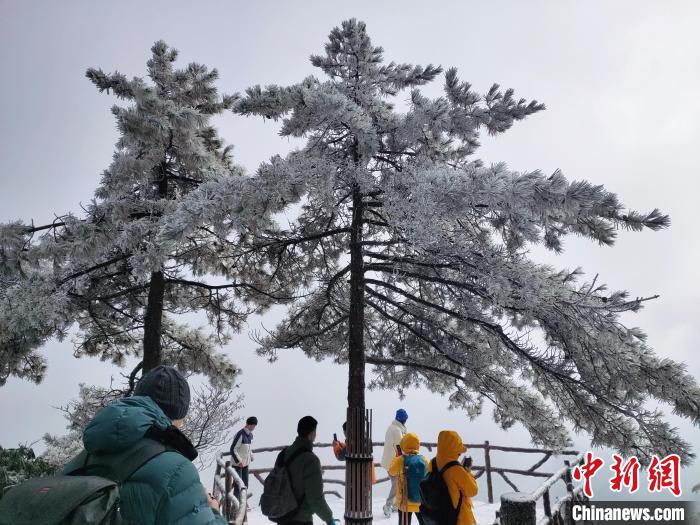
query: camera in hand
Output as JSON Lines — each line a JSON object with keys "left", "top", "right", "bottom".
{"left": 462, "top": 456, "right": 472, "bottom": 469}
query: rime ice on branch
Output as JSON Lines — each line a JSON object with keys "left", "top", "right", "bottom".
{"left": 42, "top": 380, "right": 243, "bottom": 469}
{"left": 228, "top": 19, "right": 699, "bottom": 462}
{"left": 0, "top": 42, "right": 287, "bottom": 386}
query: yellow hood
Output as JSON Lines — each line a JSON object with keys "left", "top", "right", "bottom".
{"left": 400, "top": 432, "right": 420, "bottom": 454}
{"left": 436, "top": 430, "right": 466, "bottom": 467}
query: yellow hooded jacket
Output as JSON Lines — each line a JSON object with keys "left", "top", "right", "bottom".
{"left": 388, "top": 433, "right": 431, "bottom": 512}
{"left": 435, "top": 431, "right": 478, "bottom": 525}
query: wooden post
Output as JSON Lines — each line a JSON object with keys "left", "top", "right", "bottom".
{"left": 484, "top": 440, "right": 494, "bottom": 504}
{"left": 562, "top": 460, "right": 575, "bottom": 525}
{"left": 500, "top": 493, "right": 536, "bottom": 525}
{"left": 213, "top": 461, "right": 221, "bottom": 496}
{"left": 543, "top": 488, "right": 551, "bottom": 518}
{"left": 563, "top": 460, "right": 574, "bottom": 494}
{"left": 224, "top": 460, "right": 232, "bottom": 520}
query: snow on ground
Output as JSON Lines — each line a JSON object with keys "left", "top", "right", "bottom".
{"left": 246, "top": 497, "right": 505, "bottom": 525}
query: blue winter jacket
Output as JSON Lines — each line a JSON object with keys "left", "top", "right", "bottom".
{"left": 230, "top": 427, "right": 254, "bottom": 466}
{"left": 63, "top": 395, "right": 226, "bottom": 525}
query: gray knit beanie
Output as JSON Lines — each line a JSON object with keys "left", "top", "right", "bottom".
{"left": 134, "top": 365, "right": 191, "bottom": 420}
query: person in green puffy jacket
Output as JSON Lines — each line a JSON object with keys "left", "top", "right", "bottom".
{"left": 63, "top": 365, "right": 226, "bottom": 525}
{"left": 280, "top": 416, "right": 336, "bottom": 525}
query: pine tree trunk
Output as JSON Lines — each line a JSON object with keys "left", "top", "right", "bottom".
{"left": 142, "top": 162, "right": 169, "bottom": 373}
{"left": 348, "top": 184, "right": 366, "bottom": 410}
{"left": 142, "top": 270, "right": 165, "bottom": 372}
{"left": 345, "top": 184, "right": 372, "bottom": 525}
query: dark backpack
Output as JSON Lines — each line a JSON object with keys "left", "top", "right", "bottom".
{"left": 403, "top": 455, "right": 428, "bottom": 503}
{"left": 0, "top": 439, "right": 168, "bottom": 525}
{"left": 260, "top": 447, "right": 310, "bottom": 523}
{"left": 418, "top": 458, "right": 462, "bottom": 525}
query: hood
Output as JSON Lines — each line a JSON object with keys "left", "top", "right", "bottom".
{"left": 400, "top": 433, "right": 420, "bottom": 454}
{"left": 436, "top": 430, "right": 466, "bottom": 467}
{"left": 83, "top": 395, "right": 172, "bottom": 454}
{"left": 391, "top": 419, "right": 407, "bottom": 433}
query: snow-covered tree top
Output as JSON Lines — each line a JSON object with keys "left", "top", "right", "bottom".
{"left": 0, "top": 42, "right": 276, "bottom": 386}
{"left": 223, "top": 19, "right": 697, "bottom": 463}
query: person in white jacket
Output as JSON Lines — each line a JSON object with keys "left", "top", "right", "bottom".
{"left": 381, "top": 409, "right": 408, "bottom": 517}
{"left": 230, "top": 416, "right": 257, "bottom": 499}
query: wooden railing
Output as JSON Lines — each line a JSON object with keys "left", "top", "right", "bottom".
{"left": 219, "top": 440, "right": 581, "bottom": 509}
{"left": 421, "top": 441, "right": 581, "bottom": 505}
{"left": 496, "top": 453, "right": 588, "bottom": 525}
{"left": 212, "top": 458, "right": 248, "bottom": 525}
{"left": 222, "top": 443, "right": 367, "bottom": 501}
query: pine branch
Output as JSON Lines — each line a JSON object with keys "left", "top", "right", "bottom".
{"left": 58, "top": 255, "right": 131, "bottom": 285}
{"left": 366, "top": 356, "right": 464, "bottom": 381}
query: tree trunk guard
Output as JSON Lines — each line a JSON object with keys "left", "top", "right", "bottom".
{"left": 344, "top": 408, "right": 373, "bottom": 525}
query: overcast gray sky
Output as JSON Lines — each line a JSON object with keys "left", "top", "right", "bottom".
{"left": 1, "top": 0, "right": 699, "bottom": 505}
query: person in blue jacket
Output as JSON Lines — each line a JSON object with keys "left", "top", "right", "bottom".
{"left": 63, "top": 365, "right": 226, "bottom": 524}
{"left": 230, "top": 416, "right": 257, "bottom": 499}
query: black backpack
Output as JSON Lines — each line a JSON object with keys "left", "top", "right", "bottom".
{"left": 0, "top": 439, "right": 168, "bottom": 525}
{"left": 260, "top": 447, "right": 310, "bottom": 523}
{"left": 418, "top": 458, "right": 462, "bottom": 525}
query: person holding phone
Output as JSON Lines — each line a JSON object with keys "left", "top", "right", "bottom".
{"left": 433, "top": 431, "right": 478, "bottom": 525}
{"left": 332, "top": 423, "right": 348, "bottom": 461}
{"left": 381, "top": 409, "right": 409, "bottom": 517}
{"left": 332, "top": 423, "right": 377, "bottom": 483}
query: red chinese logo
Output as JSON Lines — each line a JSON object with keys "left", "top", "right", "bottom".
{"left": 648, "top": 454, "right": 681, "bottom": 497}
{"left": 573, "top": 451, "right": 605, "bottom": 498}
{"left": 573, "top": 452, "right": 683, "bottom": 498}
{"left": 609, "top": 454, "right": 640, "bottom": 493}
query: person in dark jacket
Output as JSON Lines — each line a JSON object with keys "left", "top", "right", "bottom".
{"left": 281, "top": 416, "right": 336, "bottom": 525}
{"left": 230, "top": 416, "right": 257, "bottom": 499}
{"left": 63, "top": 365, "right": 226, "bottom": 525}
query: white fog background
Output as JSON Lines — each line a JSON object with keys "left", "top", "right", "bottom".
{"left": 1, "top": 0, "right": 699, "bottom": 504}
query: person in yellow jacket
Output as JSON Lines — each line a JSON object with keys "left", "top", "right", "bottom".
{"left": 435, "top": 431, "right": 478, "bottom": 525}
{"left": 388, "top": 433, "right": 431, "bottom": 525}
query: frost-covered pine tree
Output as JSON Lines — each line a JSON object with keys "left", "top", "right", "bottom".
{"left": 0, "top": 42, "right": 280, "bottom": 386}
{"left": 43, "top": 379, "right": 243, "bottom": 469}
{"left": 230, "top": 18, "right": 700, "bottom": 483}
